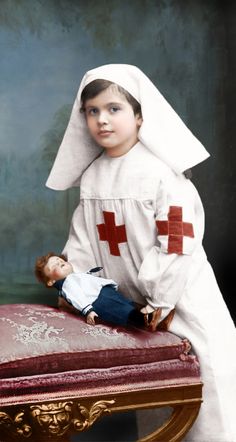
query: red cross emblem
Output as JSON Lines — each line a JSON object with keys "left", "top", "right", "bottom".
{"left": 156, "top": 206, "right": 194, "bottom": 254}
{"left": 97, "top": 211, "right": 127, "bottom": 256}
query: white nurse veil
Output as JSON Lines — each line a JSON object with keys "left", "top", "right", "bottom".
{"left": 46, "top": 64, "right": 209, "bottom": 190}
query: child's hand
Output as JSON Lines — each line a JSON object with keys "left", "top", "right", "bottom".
{"left": 86, "top": 311, "right": 98, "bottom": 325}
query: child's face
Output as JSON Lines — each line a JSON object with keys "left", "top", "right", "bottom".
{"left": 44, "top": 256, "right": 73, "bottom": 286}
{"left": 84, "top": 85, "right": 142, "bottom": 157}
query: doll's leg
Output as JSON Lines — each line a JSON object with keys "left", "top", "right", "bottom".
{"left": 141, "top": 305, "right": 175, "bottom": 331}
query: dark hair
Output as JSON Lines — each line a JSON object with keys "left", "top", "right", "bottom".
{"left": 80, "top": 79, "right": 142, "bottom": 116}
{"left": 183, "top": 169, "right": 193, "bottom": 179}
{"left": 35, "top": 252, "right": 67, "bottom": 286}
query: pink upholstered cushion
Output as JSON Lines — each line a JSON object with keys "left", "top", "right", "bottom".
{"left": 0, "top": 359, "right": 201, "bottom": 407}
{"left": 0, "top": 304, "right": 200, "bottom": 406}
{"left": 0, "top": 304, "right": 194, "bottom": 378}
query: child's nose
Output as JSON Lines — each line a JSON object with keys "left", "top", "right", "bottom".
{"left": 97, "top": 111, "right": 109, "bottom": 125}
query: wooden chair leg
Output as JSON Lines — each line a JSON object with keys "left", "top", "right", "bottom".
{"left": 138, "top": 404, "right": 201, "bottom": 442}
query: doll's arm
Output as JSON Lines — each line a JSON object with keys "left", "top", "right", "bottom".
{"left": 138, "top": 173, "right": 205, "bottom": 322}
{"left": 86, "top": 310, "right": 98, "bottom": 325}
{"left": 58, "top": 296, "right": 80, "bottom": 315}
{"left": 58, "top": 290, "right": 98, "bottom": 324}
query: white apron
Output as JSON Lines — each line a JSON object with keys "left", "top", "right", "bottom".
{"left": 63, "top": 142, "right": 236, "bottom": 441}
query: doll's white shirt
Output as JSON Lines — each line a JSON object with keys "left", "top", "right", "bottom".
{"left": 60, "top": 272, "right": 117, "bottom": 314}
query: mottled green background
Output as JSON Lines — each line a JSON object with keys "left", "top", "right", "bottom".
{"left": 0, "top": 0, "right": 235, "bottom": 320}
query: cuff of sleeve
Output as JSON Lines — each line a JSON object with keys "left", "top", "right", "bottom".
{"left": 82, "top": 304, "right": 94, "bottom": 316}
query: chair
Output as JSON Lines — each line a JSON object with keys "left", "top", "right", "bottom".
{"left": 0, "top": 304, "right": 202, "bottom": 441}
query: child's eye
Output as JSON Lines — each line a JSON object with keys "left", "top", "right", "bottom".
{"left": 87, "top": 108, "right": 98, "bottom": 116}
{"left": 109, "top": 106, "right": 120, "bottom": 113}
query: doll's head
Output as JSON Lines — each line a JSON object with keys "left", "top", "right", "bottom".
{"left": 35, "top": 253, "right": 73, "bottom": 287}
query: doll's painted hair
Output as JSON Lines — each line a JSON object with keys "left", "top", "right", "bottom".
{"left": 80, "top": 79, "right": 142, "bottom": 117}
{"left": 35, "top": 252, "right": 67, "bottom": 286}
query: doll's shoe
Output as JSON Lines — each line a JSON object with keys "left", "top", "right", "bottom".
{"left": 143, "top": 308, "right": 175, "bottom": 332}
{"left": 143, "top": 308, "right": 162, "bottom": 331}
{"left": 141, "top": 305, "right": 155, "bottom": 328}
{"left": 158, "top": 308, "right": 175, "bottom": 331}
{"left": 149, "top": 308, "right": 162, "bottom": 331}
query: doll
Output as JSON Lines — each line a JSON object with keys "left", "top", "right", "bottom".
{"left": 35, "top": 252, "right": 172, "bottom": 330}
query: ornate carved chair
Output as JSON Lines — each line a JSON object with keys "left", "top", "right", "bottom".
{"left": 0, "top": 304, "right": 202, "bottom": 441}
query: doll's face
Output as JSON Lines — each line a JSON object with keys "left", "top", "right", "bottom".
{"left": 84, "top": 85, "right": 142, "bottom": 157}
{"left": 44, "top": 256, "right": 73, "bottom": 286}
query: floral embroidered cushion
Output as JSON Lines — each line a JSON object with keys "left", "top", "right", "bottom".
{"left": 0, "top": 303, "right": 195, "bottom": 377}
{"left": 0, "top": 304, "right": 200, "bottom": 406}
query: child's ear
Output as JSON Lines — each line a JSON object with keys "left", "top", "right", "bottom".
{"left": 136, "top": 113, "right": 143, "bottom": 127}
{"left": 47, "top": 280, "right": 55, "bottom": 287}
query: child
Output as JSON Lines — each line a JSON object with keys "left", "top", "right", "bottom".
{"left": 46, "top": 65, "right": 236, "bottom": 441}
{"left": 35, "top": 252, "right": 171, "bottom": 330}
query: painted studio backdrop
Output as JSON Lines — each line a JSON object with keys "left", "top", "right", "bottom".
{"left": 0, "top": 0, "right": 235, "bottom": 324}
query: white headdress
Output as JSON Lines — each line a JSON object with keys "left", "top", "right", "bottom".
{"left": 46, "top": 64, "right": 209, "bottom": 190}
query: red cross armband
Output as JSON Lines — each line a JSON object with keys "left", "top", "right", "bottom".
{"left": 156, "top": 206, "right": 194, "bottom": 255}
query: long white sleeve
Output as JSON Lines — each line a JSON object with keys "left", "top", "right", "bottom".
{"left": 138, "top": 173, "right": 206, "bottom": 319}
